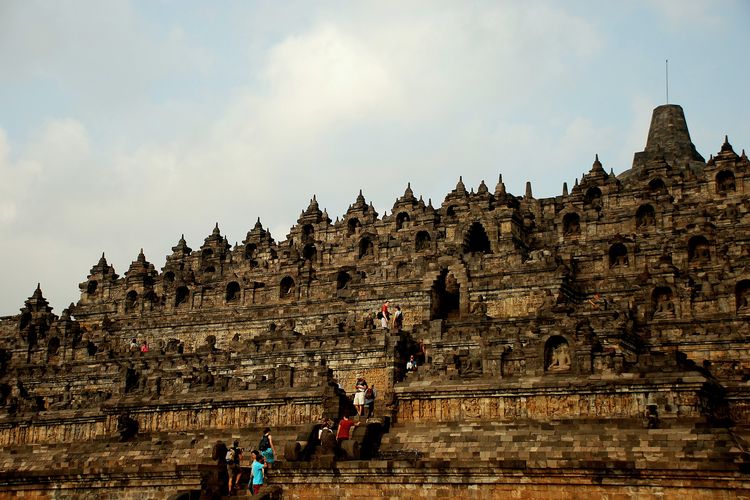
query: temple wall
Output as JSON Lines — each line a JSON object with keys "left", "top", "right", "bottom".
{"left": 395, "top": 386, "right": 704, "bottom": 422}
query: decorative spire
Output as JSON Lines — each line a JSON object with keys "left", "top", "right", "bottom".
{"left": 525, "top": 181, "right": 533, "bottom": 199}
{"left": 23, "top": 284, "right": 52, "bottom": 314}
{"left": 212, "top": 222, "right": 220, "bottom": 236}
{"left": 455, "top": 176, "right": 467, "bottom": 195}
{"left": 741, "top": 149, "right": 748, "bottom": 161}
{"left": 494, "top": 176, "right": 506, "bottom": 199}
{"left": 721, "top": 135, "right": 733, "bottom": 153}
{"left": 254, "top": 217, "right": 263, "bottom": 230}
{"left": 404, "top": 182, "right": 414, "bottom": 198}
{"left": 592, "top": 154, "right": 604, "bottom": 172}
{"left": 477, "top": 180, "right": 488, "bottom": 195}
{"left": 171, "top": 234, "right": 192, "bottom": 255}
{"left": 562, "top": 182, "right": 568, "bottom": 196}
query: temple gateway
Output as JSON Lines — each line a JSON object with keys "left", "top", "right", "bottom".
{"left": 1, "top": 104, "right": 749, "bottom": 498}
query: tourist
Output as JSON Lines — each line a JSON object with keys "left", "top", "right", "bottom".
{"left": 318, "top": 418, "right": 337, "bottom": 455}
{"left": 248, "top": 449, "right": 265, "bottom": 495}
{"left": 226, "top": 439, "right": 243, "bottom": 495}
{"left": 129, "top": 338, "right": 138, "bottom": 351}
{"left": 140, "top": 341, "right": 149, "bottom": 353}
{"left": 335, "top": 413, "right": 360, "bottom": 446}
{"left": 393, "top": 305, "right": 403, "bottom": 331}
{"left": 353, "top": 375, "right": 368, "bottom": 416}
{"left": 258, "top": 427, "right": 276, "bottom": 466}
{"left": 588, "top": 293, "right": 605, "bottom": 310}
{"left": 406, "top": 355, "right": 417, "bottom": 372}
{"left": 365, "top": 384, "right": 377, "bottom": 418}
{"left": 416, "top": 339, "right": 427, "bottom": 365}
{"left": 318, "top": 418, "right": 333, "bottom": 441}
{"left": 380, "top": 300, "right": 391, "bottom": 329}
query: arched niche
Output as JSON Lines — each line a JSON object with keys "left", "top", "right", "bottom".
{"left": 19, "top": 312, "right": 31, "bottom": 331}
{"left": 464, "top": 222, "right": 491, "bottom": 254}
{"left": 717, "top": 170, "right": 736, "bottom": 194}
{"left": 125, "top": 290, "right": 138, "bottom": 313}
{"left": 446, "top": 205, "right": 457, "bottom": 218}
{"left": 226, "top": 281, "right": 240, "bottom": 302}
{"left": 688, "top": 235, "right": 710, "bottom": 263}
{"left": 648, "top": 178, "right": 667, "bottom": 195}
{"left": 336, "top": 271, "right": 351, "bottom": 290}
{"left": 347, "top": 218, "right": 361, "bottom": 236}
{"left": 415, "top": 231, "right": 431, "bottom": 252}
{"left": 163, "top": 271, "right": 175, "bottom": 285}
{"left": 608, "top": 243, "right": 628, "bottom": 268}
{"left": 280, "top": 276, "right": 295, "bottom": 298}
{"left": 245, "top": 243, "right": 257, "bottom": 260}
{"left": 204, "top": 265, "right": 216, "bottom": 274}
{"left": 563, "top": 213, "right": 581, "bottom": 236}
{"left": 202, "top": 248, "right": 214, "bottom": 259}
{"left": 545, "top": 336, "right": 571, "bottom": 372}
{"left": 86, "top": 280, "right": 98, "bottom": 295}
{"left": 302, "top": 224, "right": 315, "bottom": 243}
{"left": 143, "top": 291, "right": 157, "bottom": 310}
{"left": 302, "top": 243, "right": 317, "bottom": 262}
{"left": 636, "top": 204, "right": 656, "bottom": 229}
{"left": 358, "top": 237, "right": 374, "bottom": 259}
{"left": 736, "top": 280, "right": 750, "bottom": 312}
{"left": 430, "top": 268, "right": 461, "bottom": 320}
{"left": 175, "top": 286, "right": 190, "bottom": 307}
{"left": 652, "top": 286, "right": 675, "bottom": 318}
{"left": 47, "top": 336, "right": 60, "bottom": 356}
{"left": 584, "top": 186, "right": 602, "bottom": 209}
{"left": 396, "top": 212, "right": 410, "bottom": 230}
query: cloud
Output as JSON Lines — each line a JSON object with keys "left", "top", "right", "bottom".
{"left": 648, "top": 0, "right": 725, "bottom": 28}
{"left": 0, "top": 2, "right": 614, "bottom": 314}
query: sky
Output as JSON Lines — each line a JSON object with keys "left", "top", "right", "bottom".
{"left": 0, "top": 0, "right": 749, "bottom": 316}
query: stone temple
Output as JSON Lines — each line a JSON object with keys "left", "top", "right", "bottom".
{"left": 1, "top": 104, "right": 749, "bottom": 499}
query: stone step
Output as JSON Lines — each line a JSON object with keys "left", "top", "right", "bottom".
{"left": 378, "top": 419, "right": 745, "bottom": 471}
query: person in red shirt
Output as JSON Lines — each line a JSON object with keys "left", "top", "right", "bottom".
{"left": 380, "top": 300, "right": 391, "bottom": 329}
{"left": 335, "top": 414, "right": 360, "bottom": 446}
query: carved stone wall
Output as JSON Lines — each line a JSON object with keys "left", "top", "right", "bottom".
{"left": 0, "top": 103, "right": 749, "bottom": 497}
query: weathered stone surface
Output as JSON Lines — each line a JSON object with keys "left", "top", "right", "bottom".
{"left": 1, "top": 103, "right": 750, "bottom": 497}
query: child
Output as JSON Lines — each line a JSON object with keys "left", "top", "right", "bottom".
{"left": 249, "top": 449, "right": 266, "bottom": 495}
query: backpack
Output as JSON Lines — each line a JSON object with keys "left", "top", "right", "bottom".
{"left": 225, "top": 447, "right": 236, "bottom": 464}
{"left": 365, "top": 387, "right": 374, "bottom": 399}
{"left": 376, "top": 311, "right": 383, "bottom": 319}
{"left": 259, "top": 434, "right": 271, "bottom": 451}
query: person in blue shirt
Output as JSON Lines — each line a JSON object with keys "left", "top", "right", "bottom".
{"left": 248, "top": 449, "right": 266, "bottom": 495}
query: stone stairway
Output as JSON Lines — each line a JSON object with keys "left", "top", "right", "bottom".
{"left": 0, "top": 426, "right": 302, "bottom": 476}
{"left": 378, "top": 418, "right": 748, "bottom": 472}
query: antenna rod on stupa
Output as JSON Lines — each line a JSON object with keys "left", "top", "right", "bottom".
{"left": 665, "top": 59, "right": 669, "bottom": 104}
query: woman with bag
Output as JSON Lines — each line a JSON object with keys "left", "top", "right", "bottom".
{"left": 258, "top": 427, "right": 276, "bottom": 465}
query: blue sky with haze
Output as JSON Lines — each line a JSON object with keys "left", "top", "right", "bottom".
{"left": 1, "top": 0, "right": 748, "bottom": 314}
